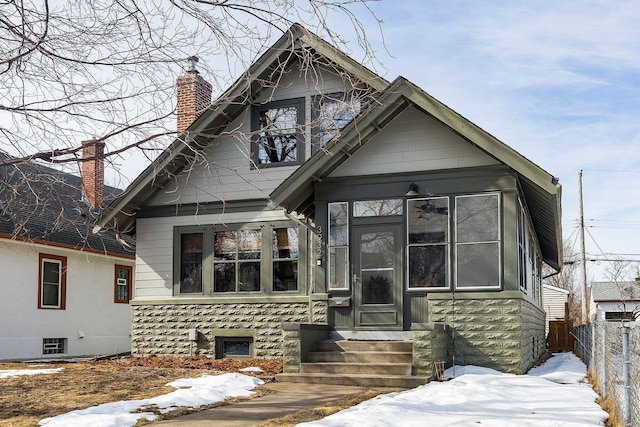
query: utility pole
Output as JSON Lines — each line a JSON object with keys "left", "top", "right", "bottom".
{"left": 578, "top": 170, "right": 588, "bottom": 324}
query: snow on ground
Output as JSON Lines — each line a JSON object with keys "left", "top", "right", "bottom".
{"left": 298, "top": 352, "right": 609, "bottom": 427}
{"left": 0, "top": 368, "right": 64, "bottom": 379}
{"left": 38, "top": 373, "right": 263, "bottom": 427}
{"left": 26, "top": 353, "right": 607, "bottom": 427}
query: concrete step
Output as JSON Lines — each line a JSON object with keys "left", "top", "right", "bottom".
{"left": 308, "top": 350, "right": 412, "bottom": 364}
{"left": 316, "top": 340, "right": 412, "bottom": 353}
{"left": 299, "top": 362, "right": 412, "bottom": 375}
{"left": 276, "top": 372, "right": 429, "bottom": 388}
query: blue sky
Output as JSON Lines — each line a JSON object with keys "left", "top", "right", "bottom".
{"left": 331, "top": 0, "right": 640, "bottom": 281}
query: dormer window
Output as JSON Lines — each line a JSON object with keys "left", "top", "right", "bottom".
{"left": 251, "top": 98, "right": 304, "bottom": 167}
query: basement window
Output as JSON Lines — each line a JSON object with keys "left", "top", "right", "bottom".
{"left": 216, "top": 337, "right": 253, "bottom": 358}
{"left": 43, "top": 338, "right": 66, "bottom": 355}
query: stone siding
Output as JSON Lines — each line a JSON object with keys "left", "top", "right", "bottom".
{"left": 520, "top": 298, "right": 547, "bottom": 372}
{"left": 132, "top": 300, "right": 328, "bottom": 358}
{"left": 412, "top": 324, "right": 451, "bottom": 377}
{"left": 427, "top": 295, "right": 538, "bottom": 374}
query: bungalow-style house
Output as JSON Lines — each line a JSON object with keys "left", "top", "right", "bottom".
{"left": 0, "top": 142, "right": 135, "bottom": 360}
{"left": 590, "top": 280, "right": 640, "bottom": 322}
{"left": 97, "top": 24, "right": 562, "bottom": 385}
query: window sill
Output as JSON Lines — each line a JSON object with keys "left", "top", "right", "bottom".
{"left": 132, "top": 294, "right": 312, "bottom": 305}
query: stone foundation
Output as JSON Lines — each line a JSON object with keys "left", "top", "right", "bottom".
{"left": 131, "top": 297, "right": 328, "bottom": 358}
{"left": 427, "top": 292, "right": 545, "bottom": 374}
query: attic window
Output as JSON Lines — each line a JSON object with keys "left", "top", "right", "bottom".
{"left": 251, "top": 98, "right": 304, "bottom": 166}
{"left": 313, "top": 93, "right": 361, "bottom": 153}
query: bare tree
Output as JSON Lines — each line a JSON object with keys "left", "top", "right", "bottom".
{"left": 602, "top": 259, "right": 640, "bottom": 321}
{"left": 1, "top": 0, "right": 382, "bottom": 237}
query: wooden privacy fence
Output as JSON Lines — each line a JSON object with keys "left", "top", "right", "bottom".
{"left": 548, "top": 321, "right": 574, "bottom": 352}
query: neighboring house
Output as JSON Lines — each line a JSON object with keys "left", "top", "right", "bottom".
{"left": 97, "top": 24, "right": 562, "bottom": 380}
{"left": 542, "top": 284, "right": 572, "bottom": 352}
{"left": 542, "top": 284, "right": 570, "bottom": 331}
{"left": 590, "top": 280, "right": 640, "bottom": 322}
{"left": 0, "top": 142, "right": 135, "bottom": 360}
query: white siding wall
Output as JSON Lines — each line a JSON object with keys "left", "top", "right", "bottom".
{"left": 330, "top": 107, "right": 499, "bottom": 178}
{"left": 0, "top": 240, "right": 133, "bottom": 360}
{"left": 594, "top": 301, "right": 640, "bottom": 321}
{"left": 542, "top": 285, "right": 569, "bottom": 321}
{"left": 134, "top": 209, "right": 291, "bottom": 299}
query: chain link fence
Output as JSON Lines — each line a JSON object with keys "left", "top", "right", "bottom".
{"left": 574, "top": 322, "right": 638, "bottom": 427}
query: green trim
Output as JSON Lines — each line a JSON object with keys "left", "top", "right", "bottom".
{"left": 139, "top": 199, "right": 270, "bottom": 218}
{"left": 130, "top": 295, "right": 312, "bottom": 306}
{"left": 173, "top": 220, "right": 307, "bottom": 296}
{"left": 426, "top": 290, "right": 524, "bottom": 300}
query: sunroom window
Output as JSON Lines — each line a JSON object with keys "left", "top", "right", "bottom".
{"left": 407, "top": 197, "right": 449, "bottom": 289}
{"left": 328, "top": 202, "right": 349, "bottom": 290}
{"left": 455, "top": 194, "right": 500, "bottom": 289}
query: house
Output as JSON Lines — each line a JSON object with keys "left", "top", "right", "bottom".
{"left": 542, "top": 284, "right": 570, "bottom": 329}
{"left": 542, "top": 284, "right": 572, "bottom": 352}
{"left": 590, "top": 280, "right": 640, "bottom": 322}
{"left": 0, "top": 142, "right": 135, "bottom": 360}
{"left": 96, "top": 24, "right": 562, "bottom": 382}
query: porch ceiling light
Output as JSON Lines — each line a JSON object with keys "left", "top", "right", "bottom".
{"left": 406, "top": 183, "right": 420, "bottom": 197}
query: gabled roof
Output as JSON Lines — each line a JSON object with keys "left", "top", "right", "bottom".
{"left": 591, "top": 281, "right": 640, "bottom": 302}
{"left": 269, "top": 77, "right": 563, "bottom": 270}
{"left": 96, "top": 24, "right": 388, "bottom": 235}
{"left": 0, "top": 152, "right": 134, "bottom": 257}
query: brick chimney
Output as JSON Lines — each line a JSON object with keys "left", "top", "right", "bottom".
{"left": 81, "top": 139, "right": 105, "bottom": 210}
{"left": 176, "top": 56, "right": 212, "bottom": 132}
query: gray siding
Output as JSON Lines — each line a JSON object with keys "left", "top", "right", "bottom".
{"left": 329, "top": 107, "right": 500, "bottom": 178}
{"left": 134, "top": 210, "right": 290, "bottom": 299}
{"left": 149, "top": 67, "right": 356, "bottom": 207}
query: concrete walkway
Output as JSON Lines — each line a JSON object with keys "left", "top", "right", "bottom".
{"left": 152, "top": 382, "right": 398, "bottom": 426}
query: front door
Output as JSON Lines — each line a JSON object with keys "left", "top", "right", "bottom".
{"left": 353, "top": 224, "right": 403, "bottom": 329}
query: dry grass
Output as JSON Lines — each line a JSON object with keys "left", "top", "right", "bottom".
{"left": 587, "top": 369, "right": 618, "bottom": 427}
{"left": 0, "top": 356, "right": 282, "bottom": 427}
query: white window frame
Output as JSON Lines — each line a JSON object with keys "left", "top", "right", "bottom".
{"left": 454, "top": 193, "right": 501, "bottom": 290}
{"left": 327, "top": 202, "right": 350, "bottom": 291}
{"left": 406, "top": 197, "right": 450, "bottom": 291}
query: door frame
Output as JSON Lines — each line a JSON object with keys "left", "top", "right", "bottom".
{"left": 352, "top": 222, "right": 404, "bottom": 330}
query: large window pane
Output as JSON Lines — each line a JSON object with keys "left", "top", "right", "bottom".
{"left": 180, "top": 233, "right": 203, "bottom": 293}
{"left": 214, "top": 263, "right": 236, "bottom": 292}
{"left": 408, "top": 246, "right": 447, "bottom": 288}
{"left": 457, "top": 242, "right": 499, "bottom": 288}
{"left": 255, "top": 102, "right": 300, "bottom": 165}
{"left": 238, "top": 262, "right": 260, "bottom": 292}
{"left": 273, "top": 261, "right": 298, "bottom": 291}
{"left": 329, "top": 247, "right": 348, "bottom": 290}
{"left": 272, "top": 227, "right": 298, "bottom": 292}
{"left": 329, "top": 202, "right": 348, "bottom": 246}
{"left": 408, "top": 198, "right": 448, "bottom": 243}
{"left": 214, "top": 231, "right": 236, "bottom": 261}
{"left": 237, "top": 230, "right": 261, "bottom": 260}
{"left": 456, "top": 194, "right": 499, "bottom": 242}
